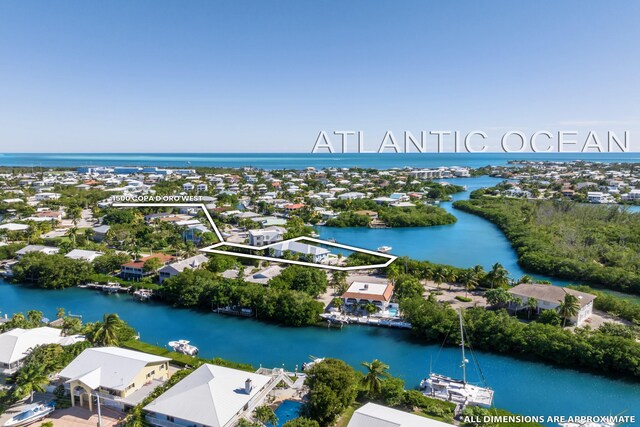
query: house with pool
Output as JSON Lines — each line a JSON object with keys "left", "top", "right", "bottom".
{"left": 143, "top": 363, "right": 288, "bottom": 427}
{"left": 341, "top": 281, "right": 395, "bottom": 312}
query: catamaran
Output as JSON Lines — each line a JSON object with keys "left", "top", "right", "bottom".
{"left": 420, "top": 308, "right": 494, "bottom": 407}
{"left": 3, "top": 402, "right": 55, "bottom": 427}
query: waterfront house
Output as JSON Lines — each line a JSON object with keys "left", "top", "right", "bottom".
{"left": 341, "top": 281, "right": 395, "bottom": 311}
{"left": 586, "top": 191, "right": 615, "bottom": 204}
{"left": 248, "top": 226, "right": 285, "bottom": 246}
{"left": 121, "top": 253, "right": 176, "bottom": 280}
{"left": 159, "top": 254, "right": 209, "bottom": 283}
{"left": 143, "top": 364, "right": 282, "bottom": 427}
{"left": 271, "top": 241, "right": 330, "bottom": 263}
{"left": 59, "top": 347, "right": 171, "bottom": 411}
{"left": 507, "top": 283, "right": 596, "bottom": 326}
{"left": 65, "top": 249, "right": 104, "bottom": 263}
{"left": 0, "top": 327, "right": 84, "bottom": 375}
{"left": 348, "top": 403, "right": 454, "bottom": 427}
{"left": 15, "top": 244, "right": 60, "bottom": 259}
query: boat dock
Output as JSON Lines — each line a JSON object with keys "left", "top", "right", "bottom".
{"left": 79, "top": 282, "right": 128, "bottom": 293}
{"left": 319, "top": 313, "right": 411, "bottom": 329}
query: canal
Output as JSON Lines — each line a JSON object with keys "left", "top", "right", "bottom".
{"left": 1, "top": 281, "right": 639, "bottom": 424}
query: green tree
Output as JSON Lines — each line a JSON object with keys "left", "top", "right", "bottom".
{"left": 254, "top": 405, "right": 278, "bottom": 427}
{"left": 484, "top": 288, "right": 513, "bottom": 307}
{"left": 283, "top": 419, "right": 320, "bottom": 427}
{"left": 361, "top": 359, "right": 390, "bottom": 397}
{"left": 303, "top": 359, "right": 358, "bottom": 427}
{"left": 91, "top": 313, "right": 123, "bottom": 346}
{"left": 526, "top": 297, "right": 538, "bottom": 320}
{"left": 488, "top": 263, "right": 509, "bottom": 288}
{"left": 558, "top": 293, "right": 580, "bottom": 326}
{"left": 13, "top": 364, "right": 49, "bottom": 402}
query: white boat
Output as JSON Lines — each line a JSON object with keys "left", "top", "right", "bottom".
{"left": 168, "top": 340, "right": 199, "bottom": 356}
{"left": 3, "top": 402, "right": 55, "bottom": 427}
{"left": 377, "top": 246, "right": 392, "bottom": 253}
{"left": 420, "top": 308, "right": 494, "bottom": 407}
{"left": 133, "top": 288, "right": 153, "bottom": 301}
{"left": 302, "top": 356, "right": 325, "bottom": 371}
{"left": 102, "top": 283, "right": 122, "bottom": 293}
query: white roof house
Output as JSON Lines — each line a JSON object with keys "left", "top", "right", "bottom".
{"left": 0, "top": 327, "right": 79, "bottom": 374}
{"left": 144, "top": 364, "right": 276, "bottom": 427}
{"left": 59, "top": 347, "right": 171, "bottom": 410}
{"left": 65, "top": 249, "right": 104, "bottom": 262}
{"left": 15, "top": 245, "right": 60, "bottom": 258}
{"left": 59, "top": 347, "right": 170, "bottom": 392}
{"left": 271, "top": 241, "right": 330, "bottom": 263}
{"left": 348, "top": 403, "right": 455, "bottom": 427}
{"left": 0, "top": 223, "right": 30, "bottom": 232}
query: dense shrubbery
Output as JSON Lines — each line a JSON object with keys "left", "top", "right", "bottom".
{"left": 325, "top": 212, "right": 371, "bottom": 227}
{"left": 159, "top": 268, "right": 324, "bottom": 326}
{"left": 454, "top": 198, "right": 640, "bottom": 294}
{"left": 400, "top": 297, "right": 640, "bottom": 378}
{"left": 326, "top": 204, "right": 456, "bottom": 228}
{"left": 11, "top": 252, "right": 93, "bottom": 289}
{"left": 569, "top": 285, "right": 640, "bottom": 324}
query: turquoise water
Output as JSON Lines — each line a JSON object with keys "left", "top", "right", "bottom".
{"left": 1, "top": 152, "right": 639, "bottom": 170}
{"left": 0, "top": 281, "right": 638, "bottom": 424}
{"left": 318, "top": 176, "right": 568, "bottom": 284}
{"left": 275, "top": 400, "right": 302, "bottom": 427}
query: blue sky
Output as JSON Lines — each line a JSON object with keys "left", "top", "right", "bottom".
{"left": 0, "top": 0, "right": 638, "bottom": 152}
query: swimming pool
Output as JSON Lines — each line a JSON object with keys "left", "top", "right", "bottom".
{"left": 274, "top": 400, "right": 303, "bottom": 426}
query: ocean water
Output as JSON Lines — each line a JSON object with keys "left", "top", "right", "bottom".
{"left": 0, "top": 152, "right": 639, "bottom": 169}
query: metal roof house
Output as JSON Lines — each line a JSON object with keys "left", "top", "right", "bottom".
{"left": 144, "top": 364, "right": 284, "bottom": 427}
{"left": 59, "top": 347, "right": 171, "bottom": 411}
{"left": 348, "top": 403, "right": 455, "bottom": 427}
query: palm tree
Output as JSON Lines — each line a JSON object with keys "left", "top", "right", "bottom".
{"left": 489, "top": 263, "right": 509, "bottom": 288}
{"left": 332, "top": 297, "right": 345, "bottom": 313}
{"left": 364, "top": 303, "right": 378, "bottom": 318}
{"left": 13, "top": 364, "right": 49, "bottom": 402}
{"left": 330, "top": 271, "right": 348, "bottom": 295}
{"left": 432, "top": 268, "right": 446, "bottom": 289}
{"left": 254, "top": 405, "right": 278, "bottom": 427}
{"left": 526, "top": 298, "right": 538, "bottom": 320}
{"left": 460, "top": 270, "right": 479, "bottom": 296}
{"left": 558, "top": 293, "right": 580, "bottom": 327}
{"left": 361, "top": 359, "right": 390, "bottom": 397}
{"left": 92, "top": 313, "right": 122, "bottom": 346}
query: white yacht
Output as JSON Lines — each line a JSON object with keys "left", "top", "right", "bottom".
{"left": 420, "top": 308, "right": 494, "bottom": 407}
{"left": 168, "top": 340, "right": 199, "bottom": 356}
{"left": 377, "top": 246, "right": 392, "bottom": 253}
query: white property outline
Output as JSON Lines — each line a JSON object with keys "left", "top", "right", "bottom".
{"left": 112, "top": 202, "right": 397, "bottom": 271}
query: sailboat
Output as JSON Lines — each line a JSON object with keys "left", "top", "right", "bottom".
{"left": 420, "top": 308, "right": 494, "bottom": 407}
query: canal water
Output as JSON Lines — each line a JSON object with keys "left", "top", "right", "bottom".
{"left": 0, "top": 281, "right": 638, "bottom": 424}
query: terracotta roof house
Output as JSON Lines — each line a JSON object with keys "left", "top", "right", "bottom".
{"left": 121, "top": 254, "right": 176, "bottom": 280}
{"left": 341, "top": 281, "right": 394, "bottom": 309}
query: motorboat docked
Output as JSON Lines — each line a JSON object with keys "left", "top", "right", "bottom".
{"left": 168, "top": 340, "right": 199, "bottom": 356}
{"left": 302, "top": 356, "right": 325, "bottom": 371}
{"left": 377, "top": 246, "right": 392, "bottom": 253}
{"left": 420, "top": 308, "right": 494, "bottom": 407}
{"left": 133, "top": 288, "right": 153, "bottom": 301}
{"left": 102, "top": 282, "right": 122, "bottom": 293}
{"left": 3, "top": 402, "right": 55, "bottom": 427}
